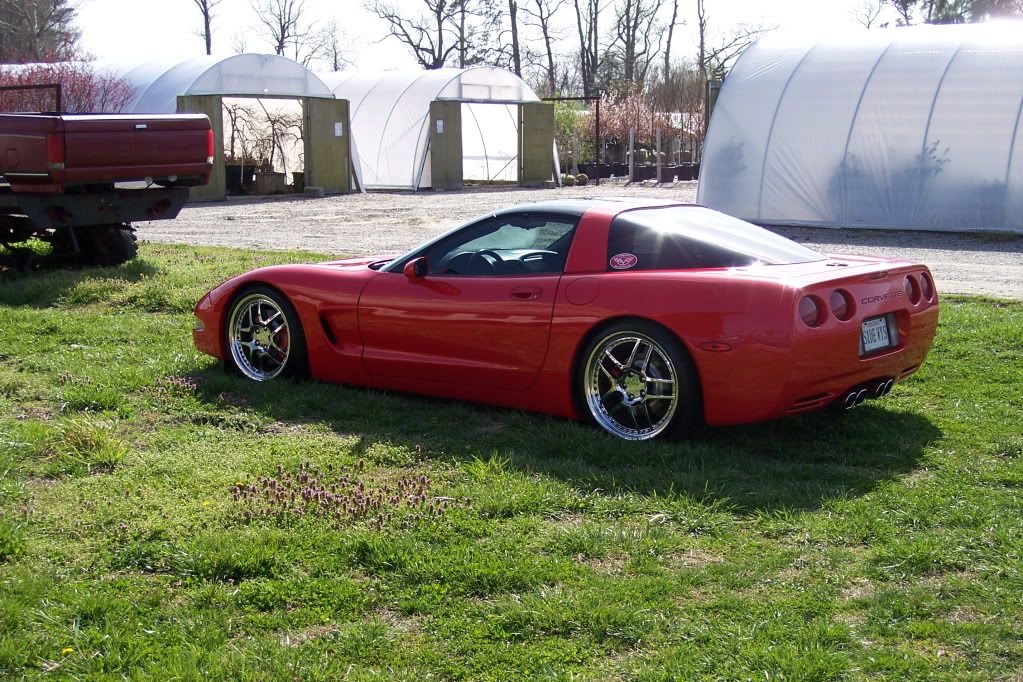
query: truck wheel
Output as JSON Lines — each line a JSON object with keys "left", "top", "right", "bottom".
{"left": 81, "top": 225, "right": 137, "bottom": 267}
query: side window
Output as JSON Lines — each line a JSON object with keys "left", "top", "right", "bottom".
{"left": 607, "top": 215, "right": 755, "bottom": 271}
{"left": 425, "top": 214, "right": 577, "bottom": 276}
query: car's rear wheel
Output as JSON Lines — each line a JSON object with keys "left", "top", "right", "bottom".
{"left": 580, "top": 321, "right": 700, "bottom": 440}
{"left": 226, "top": 286, "right": 307, "bottom": 381}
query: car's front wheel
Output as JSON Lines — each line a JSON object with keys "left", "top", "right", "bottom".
{"left": 226, "top": 285, "right": 307, "bottom": 381}
{"left": 580, "top": 321, "right": 700, "bottom": 440}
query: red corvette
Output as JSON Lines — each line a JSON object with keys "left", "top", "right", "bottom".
{"left": 193, "top": 199, "right": 939, "bottom": 441}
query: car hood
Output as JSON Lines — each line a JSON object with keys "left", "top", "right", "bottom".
{"left": 319, "top": 255, "right": 397, "bottom": 269}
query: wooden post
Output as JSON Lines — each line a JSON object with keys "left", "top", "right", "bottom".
{"left": 177, "top": 94, "right": 225, "bottom": 202}
{"left": 655, "top": 128, "right": 662, "bottom": 183}
{"left": 571, "top": 130, "right": 580, "bottom": 175}
{"left": 519, "top": 101, "right": 555, "bottom": 187}
{"left": 628, "top": 127, "right": 636, "bottom": 183}
{"left": 303, "top": 97, "right": 351, "bottom": 195}
{"left": 430, "top": 100, "right": 463, "bottom": 190}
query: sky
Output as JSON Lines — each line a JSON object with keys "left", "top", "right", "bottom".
{"left": 77, "top": 0, "right": 899, "bottom": 73}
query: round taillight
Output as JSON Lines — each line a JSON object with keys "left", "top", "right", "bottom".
{"left": 830, "top": 289, "right": 853, "bottom": 321}
{"left": 904, "top": 275, "right": 921, "bottom": 304}
{"left": 799, "top": 296, "right": 823, "bottom": 327}
{"left": 920, "top": 273, "right": 934, "bottom": 302}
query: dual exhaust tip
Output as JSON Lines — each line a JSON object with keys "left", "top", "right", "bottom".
{"left": 843, "top": 378, "right": 894, "bottom": 410}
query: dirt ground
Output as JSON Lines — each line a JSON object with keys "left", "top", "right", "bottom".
{"left": 136, "top": 182, "right": 1023, "bottom": 299}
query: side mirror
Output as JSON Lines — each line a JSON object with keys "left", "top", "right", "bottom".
{"left": 403, "top": 256, "right": 428, "bottom": 280}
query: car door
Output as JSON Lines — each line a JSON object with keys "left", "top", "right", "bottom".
{"left": 357, "top": 212, "right": 578, "bottom": 391}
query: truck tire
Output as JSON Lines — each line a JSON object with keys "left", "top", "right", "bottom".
{"left": 81, "top": 225, "right": 137, "bottom": 267}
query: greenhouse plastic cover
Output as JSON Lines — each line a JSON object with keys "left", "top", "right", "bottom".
{"left": 98, "top": 54, "right": 335, "bottom": 114}
{"left": 319, "top": 67, "right": 542, "bottom": 189}
{"left": 698, "top": 22, "right": 1023, "bottom": 233}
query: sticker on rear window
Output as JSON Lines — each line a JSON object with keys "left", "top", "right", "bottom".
{"left": 610, "top": 253, "right": 638, "bottom": 270}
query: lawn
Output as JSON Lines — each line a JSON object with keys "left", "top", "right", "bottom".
{"left": 0, "top": 243, "right": 1021, "bottom": 680}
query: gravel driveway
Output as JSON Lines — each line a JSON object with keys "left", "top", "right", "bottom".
{"left": 137, "top": 182, "right": 1023, "bottom": 299}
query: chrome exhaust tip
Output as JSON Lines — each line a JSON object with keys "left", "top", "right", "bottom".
{"left": 855, "top": 389, "right": 868, "bottom": 407}
{"left": 844, "top": 391, "right": 858, "bottom": 410}
{"left": 885, "top": 379, "right": 894, "bottom": 395}
{"left": 874, "top": 381, "right": 888, "bottom": 398}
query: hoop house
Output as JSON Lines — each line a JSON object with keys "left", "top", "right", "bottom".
{"left": 98, "top": 54, "right": 335, "bottom": 113}
{"left": 699, "top": 22, "right": 1023, "bottom": 233}
{"left": 318, "top": 67, "right": 542, "bottom": 190}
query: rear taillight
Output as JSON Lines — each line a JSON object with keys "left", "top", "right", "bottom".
{"left": 830, "top": 289, "right": 854, "bottom": 321}
{"left": 920, "top": 273, "right": 934, "bottom": 302}
{"left": 206, "top": 128, "right": 215, "bottom": 164}
{"left": 904, "top": 275, "right": 921, "bottom": 304}
{"left": 799, "top": 296, "right": 824, "bottom": 327}
{"left": 46, "top": 133, "right": 65, "bottom": 170}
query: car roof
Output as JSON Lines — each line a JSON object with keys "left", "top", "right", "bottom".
{"left": 492, "top": 197, "right": 699, "bottom": 218}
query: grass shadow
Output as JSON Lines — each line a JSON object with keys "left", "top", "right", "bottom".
{"left": 0, "top": 258, "right": 161, "bottom": 308}
{"left": 186, "top": 366, "right": 941, "bottom": 514}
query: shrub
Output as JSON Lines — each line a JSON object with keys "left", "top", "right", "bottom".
{"left": 0, "top": 518, "right": 25, "bottom": 563}
{"left": 562, "top": 174, "right": 577, "bottom": 187}
{"left": 575, "top": 173, "right": 589, "bottom": 186}
{"left": 38, "top": 418, "right": 128, "bottom": 476}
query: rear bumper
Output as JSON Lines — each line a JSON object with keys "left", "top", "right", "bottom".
{"left": 700, "top": 303, "right": 939, "bottom": 425}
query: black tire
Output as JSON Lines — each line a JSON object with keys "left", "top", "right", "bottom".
{"left": 80, "top": 225, "right": 137, "bottom": 267}
{"left": 224, "top": 285, "right": 308, "bottom": 382}
{"left": 577, "top": 319, "right": 701, "bottom": 440}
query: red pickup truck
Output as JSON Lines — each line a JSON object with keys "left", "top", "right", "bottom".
{"left": 1, "top": 113, "right": 213, "bottom": 268}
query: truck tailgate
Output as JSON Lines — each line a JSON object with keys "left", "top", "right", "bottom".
{"left": 1, "top": 113, "right": 212, "bottom": 192}
{"left": 63, "top": 114, "right": 211, "bottom": 180}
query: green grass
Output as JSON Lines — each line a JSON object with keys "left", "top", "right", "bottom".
{"left": 1, "top": 242, "right": 1022, "bottom": 680}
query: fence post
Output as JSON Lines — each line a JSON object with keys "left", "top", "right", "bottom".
{"left": 655, "top": 128, "right": 662, "bottom": 183}
{"left": 628, "top": 128, "right": 636, "bottom": 183}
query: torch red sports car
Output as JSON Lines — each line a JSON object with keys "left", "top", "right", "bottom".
{"left": 193, "top": 199, "right": 939, "bottom": 441}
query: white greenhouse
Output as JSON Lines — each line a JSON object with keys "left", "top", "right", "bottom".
{"left": 100, "top": 53, "right": 336, "bottom": 113}
{"left": 318, "top": 67, "right": 551, "bottom": 190}
{"left": 5, "top": 55, "right": 557, "bottom": 198}
{"left": 698, "top": 22, "right": 1023, "bottom": 233}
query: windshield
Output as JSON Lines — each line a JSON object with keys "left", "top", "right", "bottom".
{"left": 611, "top": 206, "right": 825, "bottom": 267}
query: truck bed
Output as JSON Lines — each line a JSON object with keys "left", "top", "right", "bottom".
{"left": 0, "top": 113, "right": 213, "bottom": 193}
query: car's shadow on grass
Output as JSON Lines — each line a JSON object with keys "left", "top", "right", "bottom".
{"left": 188, "top": 367, "right": 942, "bottom": 514}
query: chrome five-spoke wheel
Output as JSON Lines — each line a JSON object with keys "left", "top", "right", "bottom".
{"left": 581, "top": 324, "right": 698, "bottom": 440}
{"left": 227, "top": 289, "right": 304, "bottom": 381}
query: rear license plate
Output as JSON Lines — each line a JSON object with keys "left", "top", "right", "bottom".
{"left": 861, "top": 316, "right": 892, "bottom": 354}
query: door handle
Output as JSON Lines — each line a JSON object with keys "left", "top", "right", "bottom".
{"left": 510, "top": 287, "right": 542, "bottom": 301}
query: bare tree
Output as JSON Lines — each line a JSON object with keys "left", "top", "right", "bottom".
{"left": 0, "top": 0, "right": 79, "bottom": 62}
{"left": 368, "top": 0, "right": 505, "bottom": 70}
{"left": 223, "top": 102, "right": 258, "bottom": 161}
{"left": 251, "top": 0, "right": 306, "bottom": 56}
{"left": 883, "top": 0, "right": 1022, "bottom": 23}
{"left": 696, "top": 0, "right": 768, "bottom": 80}
{"left": 572, "top": 0, "right": 606, "bottom": 98}
{"left": 612, "top": 0, "right": 664, "bottom": 86}
{"left": 232, "top": 29, "right": 249, "bottom": 54}
{"left": 696, "top": 0, "right": 708, "bottom": 79}
{"left": 853, "top": 0, "right": 886, "bottom": 27}
{"left": 662, "top": 0, "right": 681, "bottom": 80}
{"left": 190, "top": 0, "right": 222, "bottom": 55}
{"left": 508, "top": 0, "right": 522, "bottom": 76}
{"left": 318, "top": 20, "right": 351, "bottom": 71}
{"left": 367, "top": 0, "right": 459, "bottom": 69}
{"left": 705, "top": 24, "right": 767, "bottom": 77}
{"left": 521, "top": 0, "right": 566, "bottom": 95}
{"left": 695, "top": 0, "right": 768, "bottom": 135}
{"left": 452, "top": 0, "right": 507, "bottom": 68}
